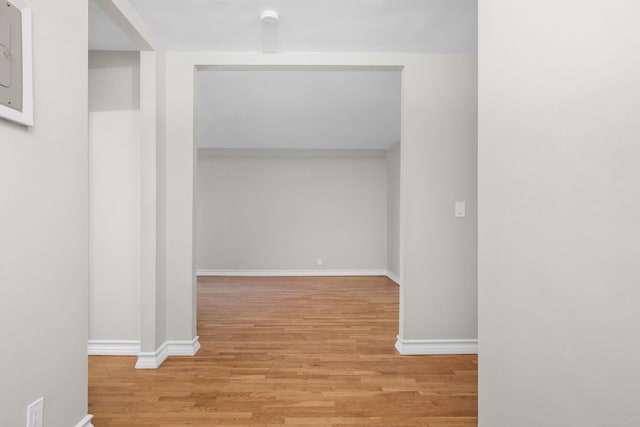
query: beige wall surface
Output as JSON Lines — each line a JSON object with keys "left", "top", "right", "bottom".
{"left": 89, "top": 51, "right": 141, "bottom": 342}
{"left": 196, "top": 150, "right": 388, "bottom": 272}
{"left": 479, "top": 1, "right": 640, "bottom": 426}
{"left": 0, "top": 1, "right": 89, "bottom": 426}
{"left": 399, "top": 54, "right": 477, "bottom": 339}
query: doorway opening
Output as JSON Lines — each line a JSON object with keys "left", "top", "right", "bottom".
{"left": 193, "top": 67, "right": 401, "bottom": 285}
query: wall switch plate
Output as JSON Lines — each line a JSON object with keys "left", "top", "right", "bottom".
{"left": 455, "top": 202, "right": 466, "bottom": 218}
{"left": 26, "top": 397, "right": 44, "bottom": 427}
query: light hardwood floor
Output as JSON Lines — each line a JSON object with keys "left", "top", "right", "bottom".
{"left": 89, "top": 276, "right": 478, "bottom": 426}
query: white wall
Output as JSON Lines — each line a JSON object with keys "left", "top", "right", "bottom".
{"left": 479, "top": 1, "right": 640, "bottom": 426}
{"left": 195, "top": 70, "right": 401, "bottom": 150}
{"left": 138, "top": 50, "right": 168, "bottom": 354}
{"left": 0, "top": 0, "right": 89, "bottom": 426}
{"left": 154, "top": 50, "right": 168, "bottom": 350}
{"left": 196, "top": 150, "right": 387, "bottom": 272}
{"left": 399, "top": 55, "right": 477, "bottom": 340}
{"left": 386, "top": 143, "right": 401, "bottom": 278}
{"left": 89, "top": 51, "right": 141, "bottom": 342}
{"left": 162, "top": 53, "right": 477, "bottom": 346}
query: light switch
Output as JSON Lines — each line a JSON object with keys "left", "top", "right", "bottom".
{"left": 455, "top": 202, "right": 466, "bottom": 218}
{"left": 0, "top": 13, "right": 11, "bottom": 88}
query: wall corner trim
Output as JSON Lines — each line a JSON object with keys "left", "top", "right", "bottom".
{"left": 395, "top": 337, "right": 478, "bottom": 355}
{"left": 385, "top": 271, "right": 401, "bottom": 285}
{"left": 135, "top": 336, "right": 201, "bottom": 369}
{"left": 197, "top": 269, "right": 388, "bottom": 277}
{"left": 88, "top": 340, "right": 141, "bottom": 356}
{"left": 74, "top": 414, "right": 94, "bottom": 427}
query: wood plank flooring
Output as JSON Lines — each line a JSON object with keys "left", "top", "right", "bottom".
{"left": 89, "top": 276, "right": 478, "bottom": 426}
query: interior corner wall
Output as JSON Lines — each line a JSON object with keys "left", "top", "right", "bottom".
{"left": 386, "top": 142, "right": 401, "bottom": 278}
{"left": 0, "top": 1, "right": 89, "bottom": 426}
{"left": 89, "top": 50, "right": 141, "bottom": 342}
{"left": 479, "top": 1, "right": 640, "bottom": 426}
{"left": 162, "top": 52, "right": 477, "bottom": 347}
{"left": 196, "top": 150, "right": 388, "bottom": 272}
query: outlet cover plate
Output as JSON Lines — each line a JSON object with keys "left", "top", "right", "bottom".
{"left": 26, "top": 397, "right": 44, "bottom": 427}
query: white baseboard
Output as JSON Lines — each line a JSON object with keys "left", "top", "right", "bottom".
{"left": 135, "top": 342, "right": 169, "bottom": 369}
{"left": 88, "top": 340, "right": 141, "bottom": 356}
{"left": 395, "top": 337, "right": 478, "bottom": 355}
{"left": 74, "top": 414, "right": 94, "bottom": 427}
{"left": 167, "top": 336, "right": 202, "bottom": 356}
{"left": 135, "top": 336, "right": 201, "bottom": 369}
{"left": 385, "top": 271, "right": 400, "bottom": 285}
{"left": 197, "top": 269, "right": 388, "bottom": 277}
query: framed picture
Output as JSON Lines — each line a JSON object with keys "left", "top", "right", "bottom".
{"left": 0, "top": 0, "right": 33, "bottom": 126}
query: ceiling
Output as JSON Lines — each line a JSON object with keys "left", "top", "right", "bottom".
{"left": 89, "top": 0, "right": 475, "bottom": 150}
{"left": 195, "top": 70, "right": 401, "bottom": 150}
{"left": 91, "top": 0, "right": 477, "bottom": 53}
{"left": 89, "top": 0, "right": 137, "bottom": 51}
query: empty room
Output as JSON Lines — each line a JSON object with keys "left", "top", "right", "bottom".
{"left": 2, "top": 1, "right": 639, "bottom": 427}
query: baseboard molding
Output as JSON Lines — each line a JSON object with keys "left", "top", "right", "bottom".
{"left": 167, "top": 336, "right": 202, "bottom": 356}
{"left": 74, "top": 414, "right": 94, "bottom": 427}
{"left": 135, "top": 342, "right": 170, "bottom": 369}
{"left": 385, "top": 271, "right": 400, "bottom": 285}
{"left": 88, "top": 340, "right": 141, "bottom": 356}
{"left": 395, "top": 337, "right": 478, "bottom": 355}
{"left": 135, "top": 336, "right": 201, "bottom": 369}
{"left": 197, "top": 269, "right": 388, "bottom": 277}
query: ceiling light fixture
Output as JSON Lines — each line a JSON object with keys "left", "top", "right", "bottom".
{"left": 260, "top": 10, "right": 279, "bottom": 24}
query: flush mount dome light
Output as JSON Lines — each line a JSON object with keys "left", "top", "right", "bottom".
{"left": 260, "top": 10, "right": 279, "bottom": 24}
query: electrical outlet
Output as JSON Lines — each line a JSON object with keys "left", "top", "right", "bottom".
{"left": 26, "top": 397, "right": 44, "bottom": 427}
{"left": 317, "top": 258, "right": 323, "bottom": 266}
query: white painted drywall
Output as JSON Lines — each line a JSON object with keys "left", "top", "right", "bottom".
{"left": 195, "top": 70, "right": 401, "bottom": 150}
{"left": 162, "top": 52, "right": 477, "bottom": 346}
{"left": 89, "top": 51, "right": 141, "bottom": 342}
{"left": 386, "top": 143, "right": 401, "bottom": 278}
{"left": 479, "top": 1, "right": 640, "bottom": 426}
{"left": 196, "top": 150, "right": 387, "bottom": 272}
{"left": 399, "top": 55, "right": 477, "bottom": 340}
{"left": 0, "top": 0, "right": 89, "bottom": 426}
{"left": 89, "top": 51, "right": 140, "bottom": 111}
{"left": 139, "top": 50, "right": 169, "bottom": 353}
{"left": 154, "top": 50, "right": 169, "bottom": 349}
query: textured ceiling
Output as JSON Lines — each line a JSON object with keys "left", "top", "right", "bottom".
{"left": 195, "top": 70, "right": 401, "bottom": 149}
{"left": 93, "top": 0, "right": 477, "bottom": 53}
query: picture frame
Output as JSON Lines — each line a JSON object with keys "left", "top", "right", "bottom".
{"left": 0, "top": 0, "right": 33, "bottom": 126}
